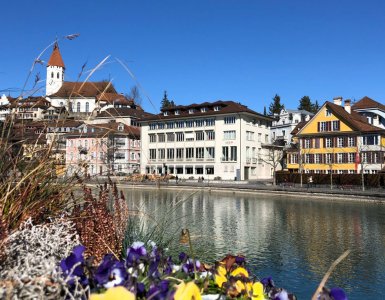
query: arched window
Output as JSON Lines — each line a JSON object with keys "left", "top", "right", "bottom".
{"left": 57, "top": 72, "right": 59, "bottom": 79}
{"left": 51, "top": 72, "right": 54, "bottom": 78}
{"left": 77, "top": 102, "right": 81, "bottom": 112}
{"left": 85, "top": 102, "right": 89, "bottom": 113}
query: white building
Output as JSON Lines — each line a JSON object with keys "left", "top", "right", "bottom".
{"left": 271, "top": 108, "right": 313, "bottom": 146}
{"left": 139, "top": 100, "right": 275, "bottom": 181}
{"left": 352, "top": 96, "right": 385, "bottom": 129}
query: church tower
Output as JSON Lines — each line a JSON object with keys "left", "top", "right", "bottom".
{"left": 46, "top": 42, "right": 65, "bottom": 96}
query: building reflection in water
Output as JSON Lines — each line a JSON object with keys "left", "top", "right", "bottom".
{"left": 123, "top": 188, "right": 385, "bottom": 299}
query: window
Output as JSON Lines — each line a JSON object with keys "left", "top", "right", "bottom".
{"left": 176, "top": 132, "right": 184, "bottom": 142}
{"left": 149, "top": 149, "right": 156, "bottom": 159}
{"left": 195, "top": 119, "right": 204, "bottom": 127}
{"left": 348, "top": 137, "right": 356, "bottom": 147}
{"left": 314, "top": 138, "right": 320, "bottom": 148}
{"left": 158, "top": 134, "right": 165, "bottom": 142}
{"left": 175, "top": 110, "right": 180, "bottom": 115}
{"left": 325, "top": 108, "right": 332, "bottom": 116}
{"left": 304, "top": 139, "right": 311, "bottom": 148}
{"left": 230, "top": 146, "right": 237, "bottom": 161}
{"left": 158, "top": 123, "right": 165, "bottom": 129}
{"left": 265, "top": 134, "right": 269, "bottom": 143}
{"left": 222, "top": 146, "right": 229, "bottom": 161}
{"left": 337, "top": 153, "right": 343, "bottom": 163}
{"left": 290, "top": 153, "right": 298, "bottom": 164}
{"left": 158, "top": 149, "right": 165, "bottom": 159}
{"left": 167, "top": 148, "right": 174, "bottom": 159}
{"left": 332, "top": 120, "right": 340, "bottom": 131}
{"left": 166, "top": 122, "right": 174, "bottom": 129}
{"left": 224, "top": 116, "right": 236, "bottom": 124}
{"left": 305, "top": 154, "right": 311, "bottom": 163}
{"left": 176, "top": 148, "right": 184, "bottom": 159}
{"left": 325, "top": 153, "right": 333, "bottom": 164}
{"left": 315, "top": 154, "right": 320, "bottom": 164}
{"left": 167, "top": 133, "right": 175, "bottom": 142}
{"left": 206, "top": 147, "right": 215, "bottom": 159}
{"left": 185, "top": 167, "right": 193, "bottom": 174}
{"left": 149, "top": 123, "right": 157, "bottom": 130}
{"left": 206, "top": 131, "right": 215, "bottom": 140}
{"left": 176, "top": 121, "right": 184, "bottom": 128}
{"left": 77, "top": 102, "right": 81, "bottom": 112}
{"left": 258, "top": 133, "right": 261, "bottom": 142}
{"left": 186, "top": 120, "right": 194, "bottom": 128}
{"left": 51, "top": 72, "right": 54, "bottom": 78}
{"left": 361, "top": 152, "right": 368, "bottom": 163}
{"left": 196, "top": 131, "right": 204, "bottom": 141}
{"left": 163, "top": 111, "right": 168, "bottom": 116}
{"left": 196, "top": 167, "right": 204, "bottom": 174}
{"left": 246, "top": 131, "right": 254, "bottom": 141}
{"left": 224, "top": 130, "right": 236, "bottom": 140}
{"left": 325, "top": 138, "right": 333, "bottom": 148}
{"left": 337, "top": 137, "right": 344, "bottom": 147}
{"left": 205, "top": 118, "right": 215, "bottom": 126}
{"left": 85, "top": 102, "right": 89, "bottom": 113}
{"left": 362, "top": 135, "right": 379, "bottom": 145}
{"left": 189, "top": 109, "right": 194, "bottom": 114}
{"left": 201, "top": 107, "right": 207, "bottom": 113}
{"left": 57, "top": 72, "right": 60, "bottom": 79}
{"left": 149, "top": 134, "right": 156, "bottom": 143}
{"left": 185, "top": 132, "right": 194, "bottom": 141}
{"left": 214, "top": 106, "right": 220, "bottom": 111}
{"left": 196, "top": 147, "right": 204, "bottom": 159}
{"left": 348, "top": 153, "right": 355, "bottom": 163}
{"left": 186, "top": 148, "right": 194, "bottom": 159}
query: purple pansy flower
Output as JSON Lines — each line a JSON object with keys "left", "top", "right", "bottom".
{"left": 330, "top": 288, "right": 348, "bottom": 300}
{"left": 147, "top": 280, "right": 172, "bottom": 300}
{"left": 60, "top": 245, "right": 88, "bottom": 286}
{"left": 126, "top": 242, "right": 148, "bottom": 267}
{"left": 94, "top": 254, "right": 127, "bottom": 288}
{"left": 182, "top": 258, "right": 201, "bottom": 274}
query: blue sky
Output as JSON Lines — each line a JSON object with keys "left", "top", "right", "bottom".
{"left": 1, "top": 0, "right": 385, "bottom": 114}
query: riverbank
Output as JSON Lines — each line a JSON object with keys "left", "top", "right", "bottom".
{"left": 95, "top": 177, "right": 385, "bottom": 202}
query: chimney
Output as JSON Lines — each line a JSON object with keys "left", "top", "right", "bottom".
{"left": 344, "top": 99, "right": 351, "bottom": 114}
{"left": 333, "top": 96, "right": 343, "bottom": 106}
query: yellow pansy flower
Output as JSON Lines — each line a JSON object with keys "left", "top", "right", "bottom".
{"left": 89, "top": 286, "right": 135, "bottom": 300}
{"left": 230, "top": 267, "right": 249, "bottom": 278}
{"left": 174, "top": 281, "right": 202, "bottom": 300}
{"left": 251, "top": 282, "right": 265, "bottom": 300}
{"left": 214, "top": 265, "right": 228, "bottom": 287}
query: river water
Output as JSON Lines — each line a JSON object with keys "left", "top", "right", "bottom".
{"left": 122, "top": 187, "right": 385, "bottom": 299}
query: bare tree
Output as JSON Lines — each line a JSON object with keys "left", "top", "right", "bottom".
{"left": 128, "top": 85, "right": 142, "bottom": 106}
{"left": 259, "top": 141, "right": 284, "bottom": 186}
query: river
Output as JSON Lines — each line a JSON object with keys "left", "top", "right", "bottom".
{"left": 122, "top": 187, "right": 385, "bottom": 299}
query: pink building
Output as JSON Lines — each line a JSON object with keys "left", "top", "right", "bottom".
{"left": 65, "top": 122, "right": 140, "bottom": 177}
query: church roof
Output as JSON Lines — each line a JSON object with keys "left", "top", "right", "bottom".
{"left": 47, "top": 42, "right": 65, "bottom": 68}
{"left": 50, "top": 81, "right": 117, "bottom": 98}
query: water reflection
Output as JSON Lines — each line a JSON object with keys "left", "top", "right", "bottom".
{"left": 123, "top": 188, "right": 385, "bottom": 299}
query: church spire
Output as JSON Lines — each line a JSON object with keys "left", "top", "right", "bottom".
{"left": 47, "top": 42, "right": 65, "bottom": 68}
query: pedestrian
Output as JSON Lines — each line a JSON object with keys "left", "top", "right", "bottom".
{"left": 308, "top": 176, "right": 313, "bottom": 188}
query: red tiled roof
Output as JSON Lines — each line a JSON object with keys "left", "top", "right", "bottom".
{"left": 140, "top": 100, "right": 272, "bottom": 122}
{"left": 47, "top": 42, "right": 65, "bottom": 68}
{"left": 97, "top": 93, "right": 132, "bottom": 105}
{"left": 352, "top": 96, "right": 385, "bottom": 112}
{"left": 97, "top": 107, "right": 153, "bottom": 119}
{"left": 50, "top": 81, "right": 117, "bottom": 98}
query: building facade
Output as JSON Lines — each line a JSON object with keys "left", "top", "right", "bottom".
{"left": 287, "top": 97, "right": 385, "bottom": 174}
{"left": 140, "top": 101, "right": 274, "bottom": 181}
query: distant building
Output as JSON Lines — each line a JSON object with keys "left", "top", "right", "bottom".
{"left": 65, "top": 122, "right": 141, "bottom": 177}
{"left": 288, "top": 97, "right": 385, "bottom": 174}
{"left": 270, "top": 108, "right": 313, "bottom": 146}
{"left": 139, "top": 100, "right": 275, "bottom": 181}
{"left": 352, "top": 96, "right": 385, "bottom": 129}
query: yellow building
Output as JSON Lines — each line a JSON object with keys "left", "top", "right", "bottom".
{"left": 287, "top": 97, "right": 385, "bottom": 174}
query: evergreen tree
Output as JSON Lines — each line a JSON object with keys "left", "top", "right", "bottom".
{"left": 298, "top": 96, "right": 313, "bottom": 112}
{"left": 269, "top": 94, "right": 284, "bottom": 115}
{"left": 311, "top": 100, "right": 320, "bottom": 114}
{"left": 161, "top": 91, "right": 170, "bottom": 110}
{"left": 263, "top": 106, "right": 267, "bottom": 116}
